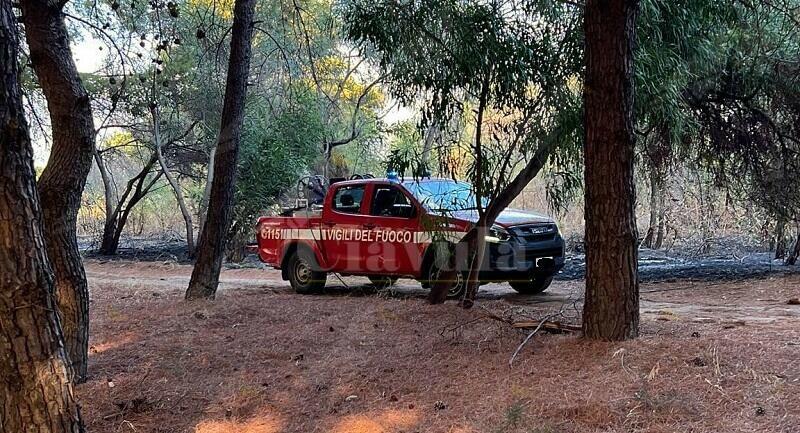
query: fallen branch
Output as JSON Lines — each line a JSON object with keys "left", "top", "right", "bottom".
{"left": 512, "top": 320, "right": 581, "bottom": 333}
{"left": 508, "top": 295, "right": 582, "bottom": 367}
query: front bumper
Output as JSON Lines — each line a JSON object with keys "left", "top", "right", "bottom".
{"left": 478, "top": 230, "right": 565, "bottom": 281}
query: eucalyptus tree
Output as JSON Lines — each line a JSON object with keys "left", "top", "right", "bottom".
{"left": 1, "top": 0, "right": 84, "bottom": 428}
{"left": 679, "top": 0, "right": 800, "bottom": 263}
{"left": 345, "top": 0, "right": 583, "bottom": 306}
{"left": 634, "top": 1, "right": 739, "bottom": 249}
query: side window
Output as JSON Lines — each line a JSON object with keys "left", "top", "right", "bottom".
{"left": 332, "top": 185, "right": 365, "bottom": 214}
{"left": 370, "top": 186, "right": 415, "bottom": 218}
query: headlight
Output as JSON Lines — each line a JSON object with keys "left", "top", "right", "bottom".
{"left": 486, "top": 224, "right": 510, "bottom": 243}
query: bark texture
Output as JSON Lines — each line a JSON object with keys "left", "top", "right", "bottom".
{"left": 582, "top": 0, "right": 640, "bottom": 341}
{"left": 0, "top": 2, "right": 84, "bottom": 429}
{"left": 186, "top": 0, "right": 257, "bottom": 299}
{"left": 20, "top": 0, "right": 95, "bottom": 382}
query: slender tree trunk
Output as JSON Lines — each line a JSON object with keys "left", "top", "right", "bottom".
{"left": 428, "top": 122, "right": 563, "bottom": 306}
{"left": 20, "top": 0, "right": 95, "bottom": 382}
{"left": 98, "top": 155, "right": 161, "bottom": 255}
{"left": 582, "top": 0, "right": 640, "bottom": 341}
{"left": 774, "top": 217, "right": 787, "bottom": 259}
{"left": 94, "top": 148, "right": 119, "bottom": 253}
{"left": 151, "top": 108, "right": 195, "bottom": 256}
{"left": 643, "top": 170, "right": 658, "bottom": 248}
{"left": 785, "top": 222, "right": 800, "bottom": 266}
{"left": 197, "top": 143, "right": 217, "bottom": 241}
{"left": 654, "top": 184, "right": 666, "bottom": 249}
{"left": 0, "top": 2, "right": 85, "bottom": 429}
{"left": 186, "top": 0, "right": 257, "bottom": 299}
{"left": 420, "top": 121, "right": 439, "bottom": 175}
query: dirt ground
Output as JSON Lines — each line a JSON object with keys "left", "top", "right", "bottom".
{"left": 79, "top": 259, "right": 799, "bottom": 433}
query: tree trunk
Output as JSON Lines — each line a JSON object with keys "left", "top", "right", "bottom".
{"left": 98, "top": 154, "right": 162, "bottom": 255}
{"left": 427, "top": 121, "right": 563, "bottom": 306}
{"left": 654, "top": 183, "right": 666, "bottom": 249}
{"left": 774, "top": 217, "right": 787, "bottom": 259}
{"left": 642, "top": 170, "right": 658, "bottom": 248}
{"left": 152, "top": 108, "right": 195, "bottom": 257}
{"left": 420, "top": 121, "right": 439, "bottom": 176}
{"left": 582, "top": 0, "right": 640, "bottom": 341}
{"left": 94, "top": 148, "right": 119, "bottom": 253}
{"left": 0, "top": 2, "right": 85, "bottom": 428}
{"left": 20, "top": 0, "right": 95, "bottom": 383}
{"left": 197, "top": 142, "right": 217, "bottom": 242}
{"left": 186, "top": 0, "right": 257, "bottom": 299}
{"left": 785, "top": 222, "right": 800, "bottom": 266}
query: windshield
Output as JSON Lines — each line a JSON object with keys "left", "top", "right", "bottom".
{"left": 402, "top": 179, "right": 486, "bottom": 212}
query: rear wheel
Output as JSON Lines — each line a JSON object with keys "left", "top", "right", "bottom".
{"left": 287, "top": 249, "right": 326, "bottom": 294}
{"left": 368, "top": 275, "right": 398, "bottom": 289}
{"left": 509, "top": 275, "right": 553, "bottom": 295}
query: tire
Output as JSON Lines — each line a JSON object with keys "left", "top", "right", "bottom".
{"left": 368, "top": 275, "right": 398, "bottom": 289}
{"left": 286, "top": 249, "right": 326, "bottom": 294}
{"left": 425, "top": 265, "right": 466, "bottom": 299}
{"left": 509, "top": 275, "right": 553, "bottom": 295}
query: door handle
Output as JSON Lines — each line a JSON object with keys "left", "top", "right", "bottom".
{"left": 323, "top": 220, "right": 336, "bottom": 227}
{"left": 362, "top": 223, "right": 376, "bottom": 229}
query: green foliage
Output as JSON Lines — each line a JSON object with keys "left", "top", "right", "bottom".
{"left": 635, "top": 0, "right": 739, "bottom": 147}
{"left": 344, "top": 0, "right": 583, "bottom": 208}
{"left": 230, "top": 94, "right": 322, "bottom": 241}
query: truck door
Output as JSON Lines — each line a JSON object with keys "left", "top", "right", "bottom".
{"left": 321, "top": 183, "right": 367, "bottom": 272}
{"left": 362, "top": 184, "right": 421, "bottom": 275}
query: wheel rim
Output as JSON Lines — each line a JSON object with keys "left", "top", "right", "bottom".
{"left": 294, "top": 258, "right": 311, "bottom": 285}
{"left": 448, "top": 273, "right": 465, "bottom": 296}
{"left": 430, "top": 267, "right": 464, "bottom": 297}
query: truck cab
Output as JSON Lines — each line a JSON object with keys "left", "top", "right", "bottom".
{"left": 256, "top": 177, "right": 565, "bottom": 297}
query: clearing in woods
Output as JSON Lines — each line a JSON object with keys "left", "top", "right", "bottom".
{"left": 82, "top": 259, "right": 799, "bottom": 433}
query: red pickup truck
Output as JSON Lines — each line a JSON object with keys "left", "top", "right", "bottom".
{"left": 255, "top": 176, "right": 565, "bottom": 298}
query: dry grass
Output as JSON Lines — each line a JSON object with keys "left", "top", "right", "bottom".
{"left": 79, "top": 261, "right": 799, "bottom": 433}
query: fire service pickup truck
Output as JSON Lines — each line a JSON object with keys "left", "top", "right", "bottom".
{"left": 255, "top": 175, "right": 565, "bottom": 298}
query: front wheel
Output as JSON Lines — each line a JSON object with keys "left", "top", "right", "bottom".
{"left": 287, "top": 249, "right": 327, "bottom": 294}
{"left": 425, "top": 265, "right": 466, "bottom": 299}
{"left": 509, "top": 275, "right": 553, "bottom": 295}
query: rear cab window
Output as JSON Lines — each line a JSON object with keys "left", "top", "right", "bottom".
{"left": 331, "top": 185, "right": 366, "bottom": 214}
{"left": 370, "top": 185, "right": 415, "bottom": 218}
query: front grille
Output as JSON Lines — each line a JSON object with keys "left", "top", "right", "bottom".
{"left": 521, "top": 233, "right": 556, "bottom": 242}
{"left": 513, "top": 224, "right": 558, "bottom": 243}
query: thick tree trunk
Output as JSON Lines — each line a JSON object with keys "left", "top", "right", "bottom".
{"left": 0, "top": 2, "right": 85, "bottom": 429}
{"left": 186, "top": 0, "right": 257, "bottom": 299}
{"left": 582, "top": 0, "right": 640, "bottom": 341}
{"left": 20, "top": 0, "right": 96, "bottom": 382}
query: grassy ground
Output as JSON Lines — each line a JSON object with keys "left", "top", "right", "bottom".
{"left": 79, "top": 260, "right": 799, "bottom": 433}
